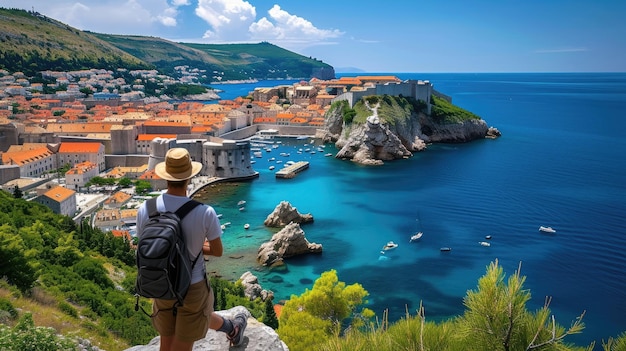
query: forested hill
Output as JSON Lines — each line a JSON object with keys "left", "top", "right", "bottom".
{"left": 0, "top": 8, "right": 335, "bottom": 81}
{"left": 0, "top": 8, "right": 150, "bottom": 76}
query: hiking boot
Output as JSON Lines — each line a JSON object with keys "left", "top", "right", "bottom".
{"left": 228, "top": 312, "right": 248, "bottom": 347}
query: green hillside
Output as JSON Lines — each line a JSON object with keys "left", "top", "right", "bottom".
{"left": 182, "top": 42, "right": 334, "bottom": 80}
{"left": 0, "top": 189, "right": 268, "bottom": 349}
{"left": 0, "top": 8, "right": 151, "bottom": 76}
{"left": 0, "top": 7, "right": 335, "bottom": 81}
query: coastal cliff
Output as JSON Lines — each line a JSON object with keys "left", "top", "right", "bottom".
{"left": 321, "top": 94, "right": 500, "bottom": 165}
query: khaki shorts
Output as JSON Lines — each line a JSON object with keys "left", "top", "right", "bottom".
{"left": 152, "top": 279, "right": 214, "bottom": 342}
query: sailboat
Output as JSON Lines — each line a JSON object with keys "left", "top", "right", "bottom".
{"left": 410, "top": 213, "right": 424, "bottom": 242}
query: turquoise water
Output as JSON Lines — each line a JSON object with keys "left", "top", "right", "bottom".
{"left": 197, "top": 73, "right": 626, "bottom": 347}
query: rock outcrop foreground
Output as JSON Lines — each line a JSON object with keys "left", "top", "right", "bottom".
{"left": 257, "top": 222, "right": 322, "bottom": 266}
{"left": 264, "top": 201, "right": 313, "bottom": 227}
{"left": 124, "top": 306, "right": 289, "bottom": 351}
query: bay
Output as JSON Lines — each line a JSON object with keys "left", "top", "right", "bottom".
{"left": 197, "top": 73, "right": 626, "bottom": 347}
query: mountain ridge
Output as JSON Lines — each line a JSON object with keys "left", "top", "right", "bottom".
{"left": 0, "top": 8, "right": 335, "bottom": 81}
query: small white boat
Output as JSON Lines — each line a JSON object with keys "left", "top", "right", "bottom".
{"left": 269, "top": 165, "right": 275, "bottom": 170}
{"left": 237, "top": 200, "right": 246, "bottom": 206}
{"left": 239, "top": 207, "right": 245, "bottom": 211}
{"left": 410, "top": 232, "right": 423, "bottom": 242}
{"left": 479, "top": 241, "right": 491, "bottom": 247}
{"left": 539, "top": 226, "right": 556, "bottom": 233}
{"left": 485, "top": 235, "right": 492, "bottom": 240}
{"left": 244, "top": 223, "right": 250, "bottom": 229}
{"left": 382, "top": 241, "right": 399, "bottom": 251}
{"left": 220, "top": 222, "right": 232, "bottom": 230}
{"left": 325, "top": 153, "right": 333, "bottom": 157}
{"left": 440, "top": 247, "right": 452, "bottom": 252}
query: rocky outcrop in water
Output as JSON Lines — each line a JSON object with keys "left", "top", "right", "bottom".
{"left": 322, "top": 94, "right": 499, "bottom": 165}
{"left": 264, "top": 201, "right": 313, "bottom": 227}
{"left": 240, "top": 271, "right": 274, "bottom": 301}
{"left": 257, "top": 222, "right": 322, "bottom": 267}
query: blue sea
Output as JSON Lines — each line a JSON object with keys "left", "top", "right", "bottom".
{"left": 197, "top": 73, "right": 626, "bottom": 347}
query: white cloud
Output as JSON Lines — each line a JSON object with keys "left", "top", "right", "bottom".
{"left": 195, "top": 0, "right": 256, "bottom": 41}
{"left": 249, "top": 5, "right": 343, "bottom": 47}
{"left": 193, "top": 2, "right": 343, "bottom": 50}
{"left": 4, "top": 0, "right": 184, "bottom": 35}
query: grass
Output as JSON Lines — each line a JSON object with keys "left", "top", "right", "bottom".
{"left": 0, "top": 287, "right": 130, "bottom": 351}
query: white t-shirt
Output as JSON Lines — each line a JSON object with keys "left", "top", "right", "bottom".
{"left": 136, "top": 193, "right": 223, "bottom": 284}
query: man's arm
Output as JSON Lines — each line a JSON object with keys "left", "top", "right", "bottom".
{"left": 203, "top": 237, "right": 223, "bottom": 257}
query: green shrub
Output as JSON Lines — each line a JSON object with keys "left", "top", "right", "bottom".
{"left": 58, "top": 301, "right": 78, "bottom": 318}
{"left": 0, "top": 313, "right": 77, "bottom": 351}
{"left": 431, "top": 94, "right": 481, "bottom": 123}
{"left": 0, "top": 297, "right": 18, "bottom": 320}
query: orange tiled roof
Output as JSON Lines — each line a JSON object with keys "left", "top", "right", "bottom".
{"left": 105, "top": 191, "right": 132, "bottom": 205}
{"left": 44, "top": 186, "right": 75, "bottom": 202}
{"left": 142, "top": 120, "right": 188, "bottom": 127}
{"left": 58, "top": 142, "right": 103, "bottom": 153}
{"left": 66, "top": 161, "right": 97, "bottom": 175}
{"left": 111, "top": 230, "right": 131, "bottom": 241}
{"left": 139, "top": 169, "right": 162, "bottom": 180}
{"left": 2, "top": 146, "right": 53, "bottom": 165}
{"left": 46, "top": 122, "right": 114, "bottom": 134}
{"left": 137, "top": 134, "right": 177, "bottom": 141}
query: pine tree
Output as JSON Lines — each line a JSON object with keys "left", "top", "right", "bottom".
{"left": 12, "top": 185, "right": 22, "bottom": 199}
{"left": 263, "top": 298, "right": 279, "bottom": 329}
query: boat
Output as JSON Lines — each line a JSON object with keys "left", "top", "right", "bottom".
{"left": 440, "top": 247, "right": 452, "bottom": 252}
{"left": 244, "top": 223, "right": 250, "bottom": 229}
{"left": 485, "top": 235, "right": 492, "bottom": 240}
{"left": 237, "top": 200, "right": 246, "bottom": 206}
{"left": 220, "top": 222, "right": 232, "bottom": 230}
{"left": 325, "top": 153, "right": 333, "bottom": 157}
{"left": 239, "top": 207, "right": 245, "bottom": 211}
{"left": 269, "top": 165, "right": 275, "bottom": 170}
{"left": 253, "top": 151, "right": 263, "bottom": 158}
{"left": 410, "top": 232, "right": 423, "bottom": 242}
{"left": 479, "top": 241, "right": 491, "bottom": 247}
{"left": 410, "top": 213, "right": 424, "bottom": 242}
{"left": 539, "top": 226, "right": 556, "bottom": 233}
{"left": 382, "top": 241, "right": 399, "bottom": 251}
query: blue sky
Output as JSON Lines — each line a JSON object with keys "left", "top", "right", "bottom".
{"left": 4, "top": 0, "right": 625, "bottom": 72}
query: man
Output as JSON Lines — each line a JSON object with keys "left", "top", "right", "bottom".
{"left": 136, "top": 148, "right": 247, "bottom": 351}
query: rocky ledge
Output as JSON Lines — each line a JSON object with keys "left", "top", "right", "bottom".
{"left": 264, "top": 201, "right": 314, "bottom": 227}
{"left": 125, "top": 306, "right": 289, "bottom": 351}
{"left": 257, "top": 222, "right": 322, "bottom": 267}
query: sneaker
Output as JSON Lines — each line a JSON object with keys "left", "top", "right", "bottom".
{"left": 228, "top": 312, "right": 248, "bottom": 347}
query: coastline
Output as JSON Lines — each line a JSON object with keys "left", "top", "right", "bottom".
{"left": 191, "top": 73, "right": 626, "bottom": 347}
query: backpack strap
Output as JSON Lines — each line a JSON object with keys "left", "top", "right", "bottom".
{"left": 175, "top": 200, "right": 204, "bottom": 270}
{"left": 146, "top": 197, "right": 159, "bottom": 218}
{"left": 175, "top": 200, "right": 202, "bottom": 220}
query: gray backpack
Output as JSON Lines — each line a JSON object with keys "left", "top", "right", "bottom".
{"left": 135, "top": 198, "right": 202, "bottom": 315}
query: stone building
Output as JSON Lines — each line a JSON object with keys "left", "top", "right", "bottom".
{"left": 34, "top": 185, "right": 77, "bottom": 216}
{"left": 57, "top": 141, "right": 106, "bottom": 172}
{"left": 65, "top": 161, "right": 99, "bottom": 190}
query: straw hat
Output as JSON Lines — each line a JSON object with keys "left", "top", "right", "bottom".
{"left": 154, "top": 148, "right": 202, "bottom": 181}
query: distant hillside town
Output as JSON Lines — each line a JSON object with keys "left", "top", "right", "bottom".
{"left": 0, "top": 68, "right": 434, "bottom": 236}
